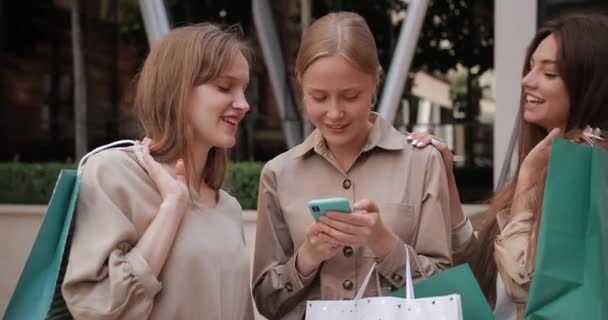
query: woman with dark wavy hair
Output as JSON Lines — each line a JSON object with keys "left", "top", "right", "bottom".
{"left": 409, "top": 12, "right": 608, "bottom": 319}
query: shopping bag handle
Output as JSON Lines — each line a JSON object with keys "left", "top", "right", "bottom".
{"left": 77, "top": 139, "right": 138, "bottom": 174}
{"left": 354, "top": 244, "right": 421, "bottom": 300}
{"left": 405, "top": 246, "right": 414, "bottom": 299}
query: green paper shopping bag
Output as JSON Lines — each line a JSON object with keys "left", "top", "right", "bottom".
{"left": 3, "top": 140, "right": 136, "bottom": 320}
{"left": 391, "top": 264, "right": 494, "bottom": 320}
{"left": 3, "top": 170, "right": 79, "bottom": 320}
{"left": 525, "top": 138, "right": 608, "bottom": 319}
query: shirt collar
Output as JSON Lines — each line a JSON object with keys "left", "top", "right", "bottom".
{"left": 291, "top": 112, "right": 404, "bottom": 159}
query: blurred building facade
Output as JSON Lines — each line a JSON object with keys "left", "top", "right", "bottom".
{"left": 2, "top": 0, "right": 606, "bottom": 200}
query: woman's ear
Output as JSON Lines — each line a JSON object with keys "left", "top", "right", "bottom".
{"left": 375, "top": 66, "right": 383, "bottom": 84}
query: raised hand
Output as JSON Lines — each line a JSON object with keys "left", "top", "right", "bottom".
{"left": 135, "top": 138, "right": 190, "bottom": 212}
{"left": 520, "top": 128, "right": 561, "bottom": 178}
{"left": 406, "top": 132, "right": 454, "bottom": 173}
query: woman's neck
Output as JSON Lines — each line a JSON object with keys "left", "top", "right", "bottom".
{"left": 327, "top": 122, "right": 373, "bottom": 172}
{"left": 181, "top": 141, "right": 212, "bottom": 189}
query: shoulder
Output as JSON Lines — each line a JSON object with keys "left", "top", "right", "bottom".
{"left": 261, "top": 149, "right": 298, "bottom": 176}
{"left": 218, "top": 189, "right": 243, "bottom": 212}
{"left": 386, "top": 128, "right": 443, "bottom": 165}
{"left": 81, "top": 147, "right": 140, "bottom": 171}
{"left": 79, "top": 147, "right": 148, "bottom": 192}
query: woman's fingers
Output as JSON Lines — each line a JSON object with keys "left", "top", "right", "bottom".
{"left": 543, "top": 128, "right": 562, "bottom": 148}
{"left": 316, "top": 233, "right": 341, "bottom": 248}
{"left": 175, "top": 159, "right": 187, "bottom": 184}
{"left": 307, "top": 223, "right": 343, "bottom": 248}
{"left": 430, "top": 138, "right": 453, "bottom": 162}
{"left": 142, "top": 137, "right": 152, "bottom": 148}
{"left": 320, "top": 215, "right": 368, "bottom": 235}
{"left": 352, "top": 198, "right": 379, "bottom": 214}
{"left": 323, "top": 211, "right": 375, "bottom": 227}
{"left": 316, "top": 223, "right": 362, "bottom": 245}
{"left": 406, "top": 132, "right": 433, "bottom": 147}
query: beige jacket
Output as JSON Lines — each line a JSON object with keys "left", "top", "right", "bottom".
{"left": 494, "top": 209, "right": 535, "bottom": 319}
{"left": 252, "top": 114, "right": 453, "bottom": 319}
{"left": 61, "top": 148, "right": 253, "bottom": 320}
{"left": 452, "top": 216, "right": 477, "bottom": 266}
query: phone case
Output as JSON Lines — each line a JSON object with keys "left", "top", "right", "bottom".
{"left": 307, "top": 197, "right": 352, "bottom": 222}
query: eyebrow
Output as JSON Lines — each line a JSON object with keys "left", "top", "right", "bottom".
{"left": 216, "top": 74, "right": 249, "bottom": 85}
{"left": 530, "top": 58, "right": 557, "bottom": 65}
{"left": 306, "top": 86, "right": 364, "bottom": 92}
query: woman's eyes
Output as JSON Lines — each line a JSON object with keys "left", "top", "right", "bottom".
{"left": 217, "top": 84, "right": 232, "bottom": 92}
{"left": 310, "top": 94, "right": 360, "bottom": 102}
{"left": 343, "top": 93, "right": 360, "bottom": 101}
{"left": 529, "top": 64, "right": 559, "bottom": 79}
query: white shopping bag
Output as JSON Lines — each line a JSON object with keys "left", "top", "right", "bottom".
{"left": 305, "top": 246, "right": 463, "bottom": 320}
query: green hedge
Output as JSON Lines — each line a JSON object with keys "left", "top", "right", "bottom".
{"left": 224, "top": 162, "right": 264, "bottom": 210}
{"left": 0, "top": 162, "right": 263, "bottom": 209}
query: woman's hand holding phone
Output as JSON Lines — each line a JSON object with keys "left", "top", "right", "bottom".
{"left": 318, "top": 199, "right": 401, "bottom": 260}
{"left": 296, "top": 223, "right": 343, "bottom": 276}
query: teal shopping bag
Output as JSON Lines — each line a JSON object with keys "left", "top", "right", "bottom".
{"left": 525, "top": 139, "right": 608, "bottom": 319}
{"left": 4, "top": 170, "right": 79, "bottom": 320}
{"left": 391, "top": 264, "right": 494, "bottom": 320}
{"left": 4, "top": 140, "right": 136, "bottom": 320}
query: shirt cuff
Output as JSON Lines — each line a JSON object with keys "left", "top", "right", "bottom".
{"left": 452, "top": 217, "right": 474, "bottom": 252}
{"left": 124, "top": 248, "right": 163, "bottom": 297}
{"left": 374, "top": 242, "right": 409, "bottom": 288}
{"left": 284, "top": 251, "right": 319, "bottom": 292}
{"left": 495, "top": 210, "right": 534, "bottom": 286}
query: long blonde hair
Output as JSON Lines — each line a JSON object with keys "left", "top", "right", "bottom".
{"left": 295, "top": 12, "right": 382, "bottom": 85}
{"left": 134, "top": 23, "right": 250, "bottom": 191}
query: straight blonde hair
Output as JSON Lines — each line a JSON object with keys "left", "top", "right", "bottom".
{"left": 295, "top": 12, "right": 382, "bottom": 84}
{"left": 134, "top": 23, "right": 250, "bottom": 191}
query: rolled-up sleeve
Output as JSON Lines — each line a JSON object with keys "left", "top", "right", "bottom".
{"left": 62, "top": 154, "right": 161, "bottom": 320}
{"left": 494, "top": 209, "right": 535, "bottom": 304}
{"left": 251, "top": 164, "right": 316, "bottom": 319}
{"left": 374, "top": 149, "right": 453, "bottom": 287}
{"left": 452, "top": 217, "right": 477, "bottom": 265}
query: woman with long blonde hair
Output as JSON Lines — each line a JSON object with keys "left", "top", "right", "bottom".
{"left": 252, "top": 12, "right": 453, "bottom": 319}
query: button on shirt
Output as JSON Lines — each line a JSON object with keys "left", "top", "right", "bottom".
{"left": 251, "top": 113, "right": 452, "bottom": 320}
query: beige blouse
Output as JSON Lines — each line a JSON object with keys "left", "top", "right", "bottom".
{"left": 252, "top": 113, "right": 453, "bottom": 319}
{"left": 61, "top": 148, "right": 253, "bottom": 320}
{"left": 494, "top": 209, "right": 535, "bottom": 319}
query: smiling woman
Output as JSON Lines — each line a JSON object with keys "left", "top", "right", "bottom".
{"left": 60, "top": 23, "right": 255, "bottom": 320}
{"left": 251, "top": 12, "right": 453, "bottom": 320}
{"left": 189, "top": 51, "right": 250, "bottom": 150}
{"left": 521, "top": 34, "right": 570, "bottom": 132}
{"left": 412, "top": 12, "right": 608, "bottom": 320}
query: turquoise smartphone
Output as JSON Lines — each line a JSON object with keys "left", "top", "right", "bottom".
{"left": 307, "top": 197, "right": 352, "bottom": 222}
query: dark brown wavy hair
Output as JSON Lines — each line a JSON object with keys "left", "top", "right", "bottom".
{"left": 471, "top": 12, "right": 608, "bottom": 306}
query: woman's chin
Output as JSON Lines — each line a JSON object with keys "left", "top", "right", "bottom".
{"left": 211, "top": 135, "right": 236, "bottom": 149}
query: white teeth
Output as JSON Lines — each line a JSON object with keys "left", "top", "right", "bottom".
{"left": 221, "top": 117, "right": 237, "bottom": 126}
{"left": 525, "top": 94, "right": 544, "bottom": 103}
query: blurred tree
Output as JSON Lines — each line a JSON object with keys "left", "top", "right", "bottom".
{"left": 71, "top": 0, "right": 88, "bottom": 160}
{"left": 412, "top": 0, "right": 494, "bottom": 74}
{"left": 312, "top": 0, "right": 494, "bottom": 167}
{"left": 311, "top": 0, "right": 494, "bottom": 80}
{"left": 166, "top": 0, "right": 253, "bottom": 33}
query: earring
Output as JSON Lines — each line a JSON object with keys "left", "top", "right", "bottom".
{"left": 371, "top": 95, "right": 377, "bottom": 109}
